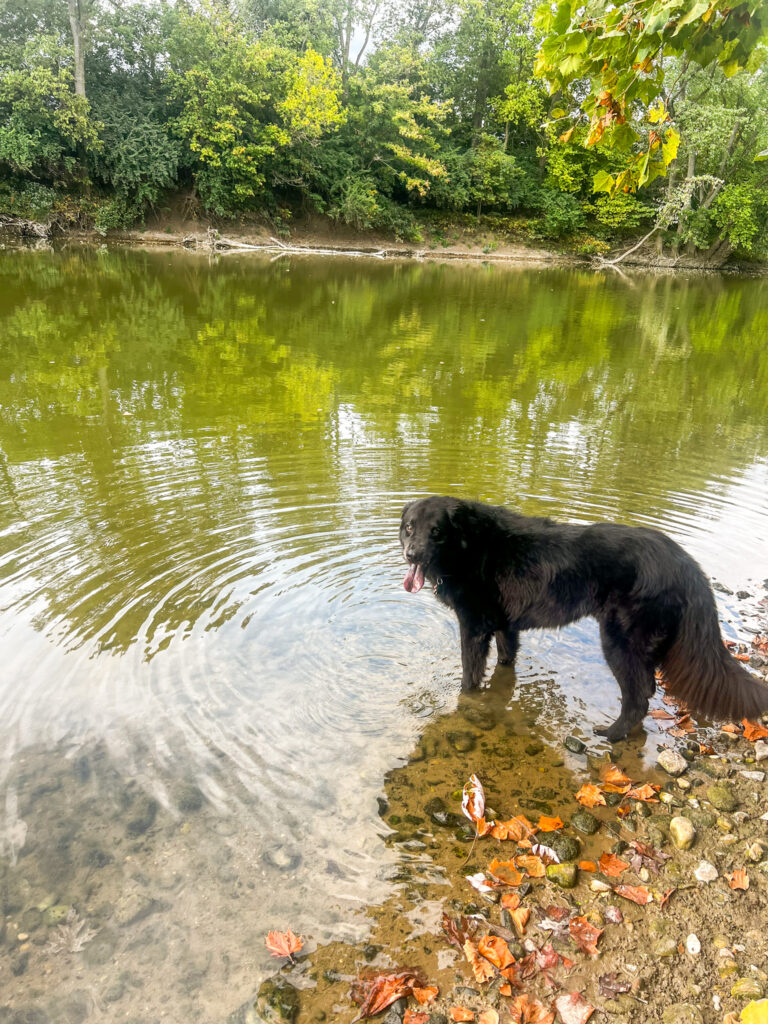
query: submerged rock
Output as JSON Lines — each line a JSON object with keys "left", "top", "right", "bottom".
{"left": 447, "top": 731, "right": 477, "bottom": 754}
{"left": 693, "top": 861, "right": 718, "bottom": 883}
{"left": 657, "top": 750, "right": 688, "bottom": 777}
{"left": 731, "top": 979, "right": 765, "bottom": 1000}
{"left": 546, "top": 863, "right": 577, "bottom": 888}
{"left": 564, "top": 736, "right": 586, "bottom": 754}
{"left": 253, "top": 976, "right": 300, "bottom": 1024}
{"left": 661, "top": 1004, "right": 703, "bottom": 1024}
{"left": 706, "top": 784, "right": 738, "bottom": 812}
{"left": 125, "top": 796, "right": 158, "bottom": 837}
{"left": 550, "top": 835, "right": 580, "bottom": 863}
{"left": 669, "top": 817, "right": 696, "bottom": 851}
{"left": 571, "top": 810, "right": 599, "bottom": 835}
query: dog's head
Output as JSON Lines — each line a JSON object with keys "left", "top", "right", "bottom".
{"left": 400, "top": 496, "right": 471, "bottom": 593}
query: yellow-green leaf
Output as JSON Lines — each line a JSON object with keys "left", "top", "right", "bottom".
{"left": 741, "top": 1000, "right": 768, "bottom": 1024}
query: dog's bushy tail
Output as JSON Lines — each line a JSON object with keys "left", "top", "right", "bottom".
{"left": 660, "top": 587, "right": 768, "bottom": 724}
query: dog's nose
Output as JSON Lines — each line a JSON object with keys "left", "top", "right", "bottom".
{"left": 406, "top": 545, "right": 415, "bottom": 560}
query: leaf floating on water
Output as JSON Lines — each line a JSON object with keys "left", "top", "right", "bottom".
{"left": 265, "top": 928, "right": 303, "bottom": 961}
{"left": 478, "top": 934, "right": 515, "bottom": 970}
{"left": 626, "top": 783, "right": 660, "bottom": 802}
{"left": 569, "top": 916, "right": 603, "bottom": 956}
{"left": 554, "top": 992, "right": 595, "bottom": 1024}
{"left": 598, "top": 852, "right": 629, "bottom": 877}
{"left": 601, "top": 764, "right": 632, "bottom": 787}
{"left": 462, "top": 774, "right": 486, "bottom": 825}
{"left": 537, "top": 815, "right": 564, "bottom": 831}
{"left": 574, "top": 784, "right": 606, "bottom": 808}
{"left": 729, "top": 868, "right": 750, "bottom": 891}
{"left": 614, "top": 884, "right": 652, "bottom": 905}
{"left": 509, "top": 993, "right": 555, "bottom": 1024}
{"left": 351, "top": 969, "right": 425, "bottom": 1021}
{"left": 464, "top": 938, "right": 496, "bottom": 984}
{"left": 488, "top": 858, "right": 524, "bottom": 886}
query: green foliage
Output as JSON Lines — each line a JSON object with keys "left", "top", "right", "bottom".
{"left": 0, "top": 178, "right": 59, "bottom": 220}
{"left": 532, "top": 188, "right": 584, "bottom": 237}
{"left": 712, "top": 183, "right": 768, "bottom": 254}
{"left": 593, "top": 193, "right": 655, "bottom": 233}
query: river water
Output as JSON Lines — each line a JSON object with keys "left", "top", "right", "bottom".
{"left": 0, "top": 248, "right": 767, "bottom": 1022}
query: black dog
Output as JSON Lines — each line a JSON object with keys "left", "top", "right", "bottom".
{"left": 400, "top": 495, "right": 767, "bottom": 741}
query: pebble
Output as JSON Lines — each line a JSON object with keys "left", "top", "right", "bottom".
{"left": 571, "top": 809, "right": 600, "bottom": 835}
{"left": 706, "top": 784, "right": 739, "bottom": 812}
{"left": 546, "top": 863, "right": 577, "bottom": 888}
{"left": 731, "top": 979, "right": 765, "bottom": 999}
{"left": 746, "top": 841, "right": 767, "bottom": 863}
{"left": 564, "top": 736, "right": 586, "bottom": 754}
{"left": 661, "top": 1003, "right": 703, "bottom": 1024}
{"left": 754, "top": 741, "right": 768, "bottom": 762}
{"left": 686, "top": 934, "right": 701, "bottom": 955}
{"left": 670, "top": 816, "right": 696, "bottom": 850}
{"left": 694, "top": 860, "right": 718, "bottom": 882}
{"left": 658, "top": 750, "right": 688, "bottom": 777}
{"left": 740, "top": 770, "right": 766, "bottom": 782}
{"left": 590, "top": 879, "right": 612, "bottom": 892}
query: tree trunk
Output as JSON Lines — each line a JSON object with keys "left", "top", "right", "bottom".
{"left": 68, "top": 0, "right": 86, "bottom": 99}
{"left": 471, "top": 47, "right": 492, "bottom": 145}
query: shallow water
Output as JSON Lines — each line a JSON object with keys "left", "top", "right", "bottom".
{"left": 0, "top": 248, "right": 767, "bottom": 1021}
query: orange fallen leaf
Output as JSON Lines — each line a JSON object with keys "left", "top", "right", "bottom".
{"left": 742, "top": 719, "right": 768, "bottom": 742}
{"left": 734, "top": 653, "right": 751, "bottom": 662}
{"left": 649, "top": 709, "right": 676, "bottom": 720}
{"left": 450, "top": 1008, "right": 475, "bottom": 1022}
{"left": 413, "top": 986, "right": 439, "bottom": 1005}
{"left": 491, "top": 815, "right": 537, "bottom": 841}
{"left": 569, "top": 916, "right": 603, "bottom": 956}
{"left": 537, "top": 815, "right": 564, "bottom": 831}
{"left": 500, "top": 983, "right": 513, "bottom": 996}
{"left": 464, "top": 939, "right": 496, "bottom": 983}
{"left": 516, "top": 854, "right": 546, "bottom": 877}
{"left": 575, "top": 784, "right": 606, "bottom": 808}
{"left": 488, "top": 858, "right": 523, "bottom": 886}
{"left": 601, "top": 765, "right": 632, "bottom": 787}
{"left": 265, "top": 928, "right": 303, "bottom": 961}
{"left": 478, "top": 1009, "right": 499, "bottom": 1024}
{"left": 673, "top": 714, "right": 696, "bottom": 733}
{"left": 627, "top": 783, "right": 659, "bottom": 802}
{"left": 614, "top": 884, "right": 652, "bottom": 905}
{"left": 721, "top": 723, "right": 741, "bottom": 735}
{"left": 352, "top": 970, "right": 425, "bottom": 1021}
{"left": 578, "top": 860, "right": 597, "bottom": 872}
{"left": 501, "top": 892, "right": 521, "bottom": 911}
{"left": 510, "top": 993, "right": 555, "bottom": 1024}
{"left": 478, "top": 935, "right": 515, "bottom": 971}
{"left": 729, "top": 869, "right": 749, "bottom": 891}
{"left": 404, "top": 1012, "right": 430, "bottom": 1024}
{"left": 598, "top": 852, "right": 629, "bottom": 877}
{"left": 509, "top": 906, "right": 531, "bottom": 938}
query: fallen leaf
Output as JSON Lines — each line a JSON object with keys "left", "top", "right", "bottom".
{"left": 730, "top": 869, "right": 750, "bottom": 891}
{"left": 569, "top": 916, "right": 603, "bottom": 956}
{"left": 575, "top": 784, "right": 606, "bottom": 808}
{"left": 500, "top": 983, "right": 513, "bottom": 996}
{"left": 735, "top": 653, "right": 751, "bottom": 662}
{"left": 598, "top": 973, "right": 631, "bottom": 997}
{"left": 626, "top": 783, "right": 659, "bottom": 802}
{"left": 510, "top": 994, "right": 555, "bottom": 1024}
{"left": 464, "top": 939, "right": 496, "bottom": 983}
{"left": 578, "top": 860, "right": 597, "bottom": 872}
{"left": 265, "top": 929, "right": 303, "bottom": 961}
{"left": 478, "top": 935, "right": 515, "bottom": 971}
{"left": 543, "top": 904, "right": 571, "bottom": 921}
{"left": 509, "top": 906, "right": 531, "bottom": 938}
{"left": 721, "top": 723, "right": 742, "bottom": 735}
{"left": 530, "top": 843, "right": 560, "bottom": 865}
{"left": 488, "top": 859, "right": 523, "bottom": 886}
{"left": 614, "top": 884, "right": 652, "bottom": 905}
{"left": 413, "top": 986, "right": 439, "bottom": 1005}
{"left": 442, "top": 913, "right": 477, "bottom": 951}
{"left": 462, "top": 774, "right": 486, "bottom": 825}
{"left": 501, "top": 892, "right": 521, "bottom": 911}
{"left": 598, "top": 852, "right": 629, "bottom": 877}
{"left": 351, "top": 970, "right": 425, "bottom": 1021}
{"left": 673, "top": 714, "right": 696, "bottom": 734}
{"left": 740, "top": 999, "right": 768, "bottom": 1024}
{"left": 536, "top": 942, "right": 560, "bottom": 971}
{"left": 492, "top": 815, "right": 538, "bottom": 841}
{"left": 659, "top": 888, "right": 676, "bottom": 910}
{"left": 601, "top": 765, "right": 632, "bottom": 787}
{"left": 743, "top": 720, "right": 768, "bottom": 742}
{"left": 516, "top": 854, "right": 546, "bottom": 877}
{"left": 649, "top": 709, "right": 676, "bottom": 720}
{"left": 538, "top": 815, "right": 564, "bottom": 831}
{"left": 604, "top": 905, "right": 623, "bottom": 924}
{"left": 450, "top": 1008, "right": 475, "bottom": 1022}
{"left": 554, "top": 992, "right": 595, "bottom": 1024}
{"left": 404, "top": 1012, "right": 430, "bottom": 1024}
{"left": 478, "top": 1010, "right": 499, "bottom": 1024}
{"left": 467, "top": 873, "right": 498, "bottom": 894}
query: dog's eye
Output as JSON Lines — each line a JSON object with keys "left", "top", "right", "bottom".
{"left": 404, "top": 522, "right": 413, "bottom": 534}
{"left": 430, "top": 526, "right": 440, "bottom": 537}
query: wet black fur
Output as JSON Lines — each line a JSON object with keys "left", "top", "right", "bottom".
{"left": 400, "top": 495, "right": 768, "bottom": 741}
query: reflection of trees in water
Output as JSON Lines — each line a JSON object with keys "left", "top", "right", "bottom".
{"left": 0, "top": 248, "right": 766, "bottom": 653}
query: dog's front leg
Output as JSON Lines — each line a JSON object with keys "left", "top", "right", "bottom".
{"left": 459, "top": 621, "right": 491, "bottom": 690}
{"left": 495, "top": 626, "right": 520, "bottom": 666}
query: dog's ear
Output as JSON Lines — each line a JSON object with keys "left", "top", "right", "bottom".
{"left": 445, "top": 501, "right": 476, "bottom": 549}
{"left": 400, "top": 500, "right": 415, "bottom": 522}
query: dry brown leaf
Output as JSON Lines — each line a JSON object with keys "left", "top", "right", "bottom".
{"left": 601, "top": 765, "right": 632, "bottom": 787}
{"left": 509, "top": 993, "right": 555, "bottom": 1024}
{"left": 649, "top": 709, "right": 676, "bottom": 720}
{"left": 478, "top": 1010, "right": 499, "bottom": 1024}
{"left": 404, "top": 1012, "right": 430, "bottom": 1024}
{"left": 614, "top": 884, "right": 652, "bottom": 905}
{"left": 491, "top": 815, "right": 537, "bottom": 842}
{"left": 742, "top": 720, "right": 768, "bottom": 742}
{"left": 729, "top": 869, "right": 750, "bottom": 891}
{"left": 500, "top": 983, "right": 513, "bottom": 996}
{"left": 626, "top": 783, "right": 659, "bottom": 802}
{"left": 575, "top": 784, "right": 606, "bottom": 808}
{"left": 462, "top": 774, "right": 486, "bottom": 825}
{"left": 464, "top": 939, "right": 496, "bottom": 983}
{"left": 478, "top": 935, "right": 515, "bottom": 971}
{"left": 569, "top": 916, "right": 603, "bottom": 956}
{"left": 351, "top": 970, "right": 425, "bottom": 1021}
{"left": 509, "top": 906, "right": 531, "bottom": 938}
{"left": 501, "top": 892, "right": 521, "bottom": 911}
{"left": 721, "top": 723, "right": 742, "bottom": 735}
{"left": 265, "top": 929, "right": 303, "bottom": 961}
{"left": 412, "top": 986, "right": 438, "bottom": 1005}
{"left": 598, "top": 852, "right": 629, "bottom": 877}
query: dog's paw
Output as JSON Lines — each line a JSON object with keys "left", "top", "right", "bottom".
{"left": 593, "top": 724, "right": 627, "bottom": 743}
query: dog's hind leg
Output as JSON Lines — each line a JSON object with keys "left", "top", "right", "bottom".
{"left": 459, "top": 622, "right": 491, "bottom": 690}
{"left": 495, "top": 627, "right": 520, "bottom": 666}
{"left": 594, "top": 617, "right": 656, "bottom": 742}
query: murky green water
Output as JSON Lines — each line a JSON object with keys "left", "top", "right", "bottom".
{"left": 1, "top": 247, "right": 767, "bottom": 1021}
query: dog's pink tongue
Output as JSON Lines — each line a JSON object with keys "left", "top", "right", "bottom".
{"left": 403, "top": 564, "right": 425, "bottom": 593}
